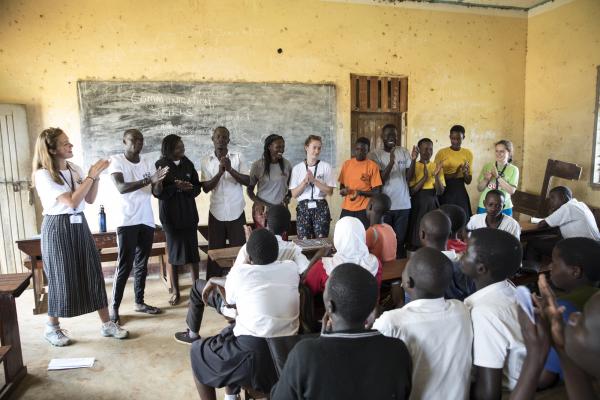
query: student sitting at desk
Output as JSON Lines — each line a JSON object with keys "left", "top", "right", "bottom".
{"left": 439, "top": 204, "right": 468, "bottom": 253}
{"left": 374, "top": 247, "right": 472, "bottom": 400}
{"left": 467, "top": 190, "right": 521, "bottom": 239}
{"left": 271, "top": 263, "right": 412, "bottom": 400}
{"left": 174, "top": 205, "right": 311, "bottom": 345}
{"left": 191, "top": 229, "right": 300, "bottom": 400}
{"left": 304, "top": 216, "right": 381, "bottom": 296}
{"left": 365, "top": 193, "right": 397, "bottom": 264}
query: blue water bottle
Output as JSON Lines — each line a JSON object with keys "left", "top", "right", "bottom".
{"left": 99, "top": 205, "right": 107, "bottom": 233}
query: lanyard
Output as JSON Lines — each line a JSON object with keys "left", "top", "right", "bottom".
{"left": 58, "top": 166, "right": 75, "bottom": 192}
{"left": 305, "top": 160, "right": 320, "bottom": 200}
{"left": 494, "top": 162, "right": 508, "bottom": 190}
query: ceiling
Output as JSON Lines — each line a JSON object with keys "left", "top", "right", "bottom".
{"left": 378, "top": 0, "right": 553, "bottom": 11}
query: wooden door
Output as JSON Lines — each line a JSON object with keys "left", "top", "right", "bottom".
{"left": 0, "top": 104, "right": 37, "bottom": 274}
{"left": 350, "top": 74, "right": 408, "bottom": 153}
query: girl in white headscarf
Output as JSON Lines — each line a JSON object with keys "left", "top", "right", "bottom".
{"left": 304, "top": 217, "right": 381, "bottom": 295}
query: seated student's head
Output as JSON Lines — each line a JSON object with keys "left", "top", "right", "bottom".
{"left": 439, "top": 204, "right": 467, "bottom": 238}
{"left": 354, "top": 137, "right": 370, "bottom": 161}
{"left": 246, "top": 228, "right": 279, "bottom": 265}
{"left": 417, "top": 138, "right": 433, "bottom": 162}
{"left": 324, "top": 263, "right": 378, "bottom": 329}
{"left": 366, "top": 193, "right": 391, "bottom": 225}
{"left": 484, "top": 189, "right": 505, "bottom": 218}
{"left": 267, "top": 205, "right": 291, "bottom": 237}
{"left": 550, "top": 237, "right": 600, "bottom": 292}
{"left": 402, "top": 247, "right": 452, "bottom": 300}
{"left": 565, "top": 291, "right": 600, "bottom": 379}
{"left": 419, "top": 210, "right": 452, "bottom": 250}
{"left": 334, "top": 217, "right": 368, "bottom": 256}
{"left": 548, "top": 186, "right": 573, "bottom": 213}
{"left": 461, "top": 228, "right": 522, "bottom": 286}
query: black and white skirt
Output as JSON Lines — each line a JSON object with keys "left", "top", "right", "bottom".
{"left": 41, "top": 213, "right": 108, "bottom": 318}
{"left": 191, "top": 324, "right": 278, "bottom": 394}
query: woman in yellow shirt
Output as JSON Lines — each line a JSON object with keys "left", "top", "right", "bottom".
{"left": 434, "top": 125, "right": 473, "bottom": 219}
{"left": 407, "top": 138, "right": 445, "bottom": 249}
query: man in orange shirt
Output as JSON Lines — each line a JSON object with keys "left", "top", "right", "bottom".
{"left": 339, "top": 137, "right": 382, "bottom": 229}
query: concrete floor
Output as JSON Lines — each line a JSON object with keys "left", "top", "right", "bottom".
{"left": 11, "top": 275, "right": 230, "bottom": 400}
{"left": 9, "top": 274, "right": 570, "bottom": 400}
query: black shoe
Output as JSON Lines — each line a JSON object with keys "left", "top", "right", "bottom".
{"left": 109, "top": 308, "right": 120, "bottom": 324}
{"left": 174, "top": 330, "right": 200, "bottom": 345}
{"left": 134, "top": 303, "right": 162, "bottom": 314}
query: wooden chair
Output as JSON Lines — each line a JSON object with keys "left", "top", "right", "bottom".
{"left": 513, "top": 159, "right": 582, "bottom": 217}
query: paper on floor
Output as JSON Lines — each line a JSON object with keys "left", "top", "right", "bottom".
{"left": 48, "top": 358, "right": 95, "bottom": 370}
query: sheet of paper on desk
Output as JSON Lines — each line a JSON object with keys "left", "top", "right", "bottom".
{"left": 48, "top": 357, "right": 95, "bottom": 370}
{"left": 530, "top": 217, "right": 543, "bottom": 224}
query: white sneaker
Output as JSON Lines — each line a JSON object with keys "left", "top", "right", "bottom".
{"left": 101, "top": 321, "right": 129, "bottom": 339}
{"left": 44, "top": 327, "right": 72, "bottom": 347}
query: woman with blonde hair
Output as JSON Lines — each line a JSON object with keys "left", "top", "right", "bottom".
{"left": 32, "top": 127, "right": 128, "bottom": 346}
{"left": 476, "top": 139, "right": 519, "bottom": 216}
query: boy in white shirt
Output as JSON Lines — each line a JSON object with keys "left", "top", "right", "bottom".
{"left": 174, "top": 205, "right": 309, "bottom": 344}
{"left": 191, "top": 229, "right": 300, "bottom": 399}
{"left": 109, "top": 129, "right": 168, "bottom": 323}
{"left": 374, "top": 247, "right": 473, "bottom": 400}
{"left": 467, "top": 190, "right": 521, "bottom": 239}
{"left": 462, "top": 228, "right": 526, "bottom": 398}
{"left": 526, "top": 186, "right": 600, "bottom": 265}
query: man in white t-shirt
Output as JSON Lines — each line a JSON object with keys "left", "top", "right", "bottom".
{"left": 108, "top": 129, "right": 168, "bottom": 323}
{"left": 374, "top": 247, "right": 473, "bottom": 400}
{"left": 200, "top": 126, "right": 250, "bottom": 279}
{"left": 368, "top": 124, "right": 416, "bottom": 258}
{"left": 462, "top": 228, "right": 526, "bottom": 397}
{"left": 526, "top": 186, "right": 600, "bottom": 265}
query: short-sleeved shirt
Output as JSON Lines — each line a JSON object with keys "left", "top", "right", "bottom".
{"left": 477, "top": 162, "right": 519, "bottom": 209}
{"left": 466, "top": 213, "right": 521, "bottom": 239}
{"left": 434, "top": 147, "right": 474, "bottom": 178}
{"left": 34, "top": 164, "right": 86, "bottom": 215}
{"left": 108, "top": 154, "right": 155, "bottom": 228}
{"left": 249, "top": 158, "right": 292, "bottom": 205}
{"left": 409, "top": 161, "right": 446, "bottom": 190}
{"left": 545, "top": 198, "right": 600, "bottom": 240}
{"left": 464, "top": 280, "right": 525, "bottom": 391}
{"left": 225, "top": 260, "right": 300, "bottom": 338}
{"left": 368, "top": 148, "right": 412, "bottom": 210}
{"left": 366, "top": 223, "right": 397, "bottom": 263}
{"left": 374, "top": 298, "right": 473, "bottom": 400}
{"left": 201, "top": 151, "right": 246, "bottom": 222}
{"left": 289, "top": 160, "right": 336, "bottom": 202}
{"left": 338, "top": 158, "right": 383, "bottom": 211}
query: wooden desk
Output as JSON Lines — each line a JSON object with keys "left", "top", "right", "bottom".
{"left": 382, "top": 258, "right": 408, "bottom": 282}
{"left": 207, "top": 238, "right": 333, "bottom": 270}
{"left": 0, "top": 273, "right": 31, "bottom": 399}
{"left": 16, "top": 228, "right": 169, "bottom": 315}
{"left": 519, "top": 220, "right": 540, "bottom": 233}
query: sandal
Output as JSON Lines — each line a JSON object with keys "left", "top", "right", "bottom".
{"left": 169, "top": 294, "right": 180, "bottom": 306}
{"left": 134, "top": 303, "right": 162, "bottom": 314}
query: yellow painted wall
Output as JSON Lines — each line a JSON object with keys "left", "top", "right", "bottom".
{"left": 523, "top": 0, "right": 600, "bottom": 206}
{"left": 0, "top": 0, "right": 527, "bottom": 229}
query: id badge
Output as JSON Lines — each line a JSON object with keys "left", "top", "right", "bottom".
{"left": 307, "top": 201, "right": 317, "bottom": 209}
{"left": 70, "top": 214, "right": 82, "bottom": 224}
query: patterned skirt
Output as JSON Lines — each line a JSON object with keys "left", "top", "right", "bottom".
{"left": 41, "top": 214, "right": 108, "bottom": 318}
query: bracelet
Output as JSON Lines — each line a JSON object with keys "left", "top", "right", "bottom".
{"left": 85, "top": 176, "right": 96, "bottom": 182}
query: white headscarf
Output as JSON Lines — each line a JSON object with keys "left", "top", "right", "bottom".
{"left": 322, "top": 217, "right": 380, "bottom": 277}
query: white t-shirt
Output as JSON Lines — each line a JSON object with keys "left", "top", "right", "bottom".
{"left": 374, "top": 298, "right": 473, "bottom": 400}
{"left": 464, "top": 280, "right": 526, "bottom": 391}
{"left": 289, "top": 160, "right": 336, "bottom": 202}
{"left": 108, "top": 154, "right": 155, "bottom": 228}
{"left": 467, "top": 213, "right": 521, "bottom": 239}
{"left": 233, "top": 235, "right": 310, "bottom": 274}
{"left": 225, "top": 260, "right": 300, "bottom": 338}
{"left": 545, "top": 198, "right": 600, "bottom": 240}
{"left": 368, "top": 147, "right": 412, "bottom": 210}
{"left": 34, "top": 164, "right": 86, "bottom": 215}
{"left": 200, "top": 152, "right": 247, "bottom": 222}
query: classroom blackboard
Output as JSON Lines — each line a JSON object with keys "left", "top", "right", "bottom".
{"left": 77, "top": 81, "right": 336, "bottom": 170}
